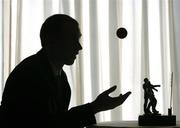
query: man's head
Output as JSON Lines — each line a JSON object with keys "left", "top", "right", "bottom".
{"left": 40, "top": 14, "right": 82, "bottom": 65}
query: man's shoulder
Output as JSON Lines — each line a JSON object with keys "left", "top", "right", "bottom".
{"left": 9, "top": 49, "right": 49, "bottom": 76}
{"left": 19, "top": 49, "right": 47, "bottom": 66}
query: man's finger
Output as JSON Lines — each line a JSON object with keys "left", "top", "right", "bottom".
{"left": 103, "top": 85, "right": 117, "bottom": 95}
{"left": 122, "top": 91, "right": 131, "bottom": 100}
{"left": 118, "top": 91, "right": 131, "bottom": 101}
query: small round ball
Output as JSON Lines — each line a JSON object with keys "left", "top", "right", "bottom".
{"left": 116, "top": 27, "right": 128, "bottom": 39}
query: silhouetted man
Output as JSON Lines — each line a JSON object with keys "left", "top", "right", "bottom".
{"left": 0, "top": 14, "right": 131, "bottom": 128}
{"left": 143, "top": 78, "right": 160, "bottom": 115}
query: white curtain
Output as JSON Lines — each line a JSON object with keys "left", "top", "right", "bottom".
{"left": 1, "top": 0, "right": 180, "bottom": 122}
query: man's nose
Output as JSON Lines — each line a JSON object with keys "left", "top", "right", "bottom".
{"left": 78, "top": 43, "right": 82, "bottom": 50}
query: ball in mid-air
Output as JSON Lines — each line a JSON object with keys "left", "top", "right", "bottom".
{"left": 116, "top": 27, "right": 128, "bottom": 39}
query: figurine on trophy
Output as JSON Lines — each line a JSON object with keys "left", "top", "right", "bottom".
{"left": 139, "top": 76, "right": 176, "bottom": 126}
{"left": 143, "top": 78, "right": 160, "bottom": 115}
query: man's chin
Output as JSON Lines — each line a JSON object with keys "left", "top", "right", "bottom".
{"left": 65, "top": 59, "right": 75, "bottom": 65}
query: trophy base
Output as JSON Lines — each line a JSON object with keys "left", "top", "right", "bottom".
{"left": 138, "top": 115, "right": 176, "bottom": 126}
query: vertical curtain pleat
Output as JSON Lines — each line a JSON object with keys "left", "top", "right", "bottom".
{"left": 89, "top": 0, "right": 99, "bottom": 104}
{"left": 61, "top": 0, "right": 70, "bottom": 15}
{"left": 2, "top": 0, "right": 11, "bottom": 87}
{"left": 140, "top": 0, "right": 150, "bottom": 115}
{"left": 74, "top": 0, "right": 81, "bottom": 22}
{"left": 141, "top": 0, "right": 149, "bottom": 82}
{"left": 159, "top": 0, "right": 171, "bottom": 115}
{"left": 88, "top": 0, "right": 101, "bottom": 122}
{"left": 109, "top": 0, "right": 122, "bottom": 121}
{"left": 169, "top": 0, "right": 180, "bottom": 119}
{"left": 131, "top": 0, "right": 143, "bottom": 119}
{"left": 15, "top": 0, "right": 22, "bottom": 66}
{"left": 43, "top": 0, "right": 53, "bottom": 19}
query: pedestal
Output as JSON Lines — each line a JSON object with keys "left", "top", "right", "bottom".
{"left": 138, "top": 115, "right": 176, "bottom": 126}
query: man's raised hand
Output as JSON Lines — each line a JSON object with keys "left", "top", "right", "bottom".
{"left": 91, "top": 85, "right": 131, "bottom": 114}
